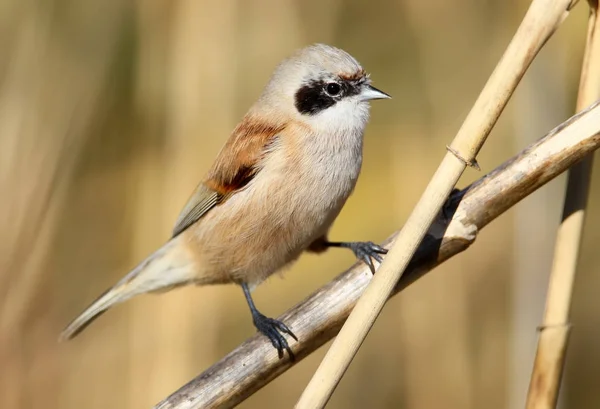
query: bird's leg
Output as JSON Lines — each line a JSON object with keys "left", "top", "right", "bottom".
{"left": 324, "top": 241, "right": 387, "bottom": 274}
{"left": 242, "top": 283, "right": 298, "bottom": 360}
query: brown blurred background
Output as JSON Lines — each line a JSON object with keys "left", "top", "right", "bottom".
{"left": 0, "top": 0, "right": 598, "bottom": 408}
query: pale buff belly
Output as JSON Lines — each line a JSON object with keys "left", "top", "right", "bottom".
{"left": 187, "top": 165, "right": 357, "bottom": 286}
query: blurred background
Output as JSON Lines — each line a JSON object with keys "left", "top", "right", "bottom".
{"left": 0, "top": 0, "right": 598, "bottom": 408}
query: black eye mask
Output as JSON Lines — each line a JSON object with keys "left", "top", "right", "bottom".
{"left": 294, "top": 78, "right": 362, "bottom": 116}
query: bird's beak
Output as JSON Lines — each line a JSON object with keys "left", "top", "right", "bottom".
{"left": 359, "top": 84, "right": 391, "bottom": 101}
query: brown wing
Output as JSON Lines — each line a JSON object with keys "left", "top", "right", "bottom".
{"left": 171, "top": 114, "right": 285, "bottom": 237}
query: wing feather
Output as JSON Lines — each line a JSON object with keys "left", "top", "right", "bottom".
{"left": 171, "top": 114, "right": 285, "bottom": 237}
{"left": 172, "top": 184, "right": 221, "bottom": 237}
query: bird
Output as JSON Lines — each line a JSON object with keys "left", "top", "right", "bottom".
{"left": 60, "top": 43, "right": 390, "bottom": 360}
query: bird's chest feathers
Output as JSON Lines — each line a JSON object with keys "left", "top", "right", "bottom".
{"left": 290, "top": 130, "right": 363, "bottom": 215}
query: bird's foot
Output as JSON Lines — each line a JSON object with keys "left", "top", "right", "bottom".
{"left": 252, "top": 311, "right": 298, "bottom": 361}
{"left": 341, "top": 241, "right": 387, "bottom": 274}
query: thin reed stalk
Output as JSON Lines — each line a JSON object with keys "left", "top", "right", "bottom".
{"left": 525, "top": 1, "right": 600, "bottom": 408}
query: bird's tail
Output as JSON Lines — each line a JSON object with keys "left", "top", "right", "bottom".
{"left": 59, "top": 237, "right": 198, "bottom": 341}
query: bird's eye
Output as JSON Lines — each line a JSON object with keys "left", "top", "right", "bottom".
{"left": 325, "top": 82, "right": 341, "bottom": 96}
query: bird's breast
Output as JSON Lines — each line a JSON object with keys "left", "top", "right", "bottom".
{"left": 280, "top": 128, "right": 364, "bottom": 228}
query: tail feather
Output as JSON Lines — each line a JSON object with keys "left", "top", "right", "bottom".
{"left": 59, "top": 238, "right": 197, "bottom": 341}
{"left": 59, "top": 288, "right": 116, "bottom": 341}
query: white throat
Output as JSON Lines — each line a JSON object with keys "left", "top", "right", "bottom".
{"left": 303, "top": 98, "right": 371, "bottom": 138}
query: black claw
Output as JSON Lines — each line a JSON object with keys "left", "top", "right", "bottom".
{"left": 361, "top": 254, "right": 376, "bottom": 274}
{"left": 331, "top": 241, "right": 388, "bottom": 275}
{"left": 263, "top": 325, "right": 281, "bottom": 351}
{"left": 371, "top": 244, "right": 388, "bottom": 255}
{"left": 372, "top": 252, "right": 384, "bottom": 263}
{"left": 273, "top": 320, "right": 298, "bottom": 341}
{"left": 253, "top": 313, "right": 297, "bottom": 361}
